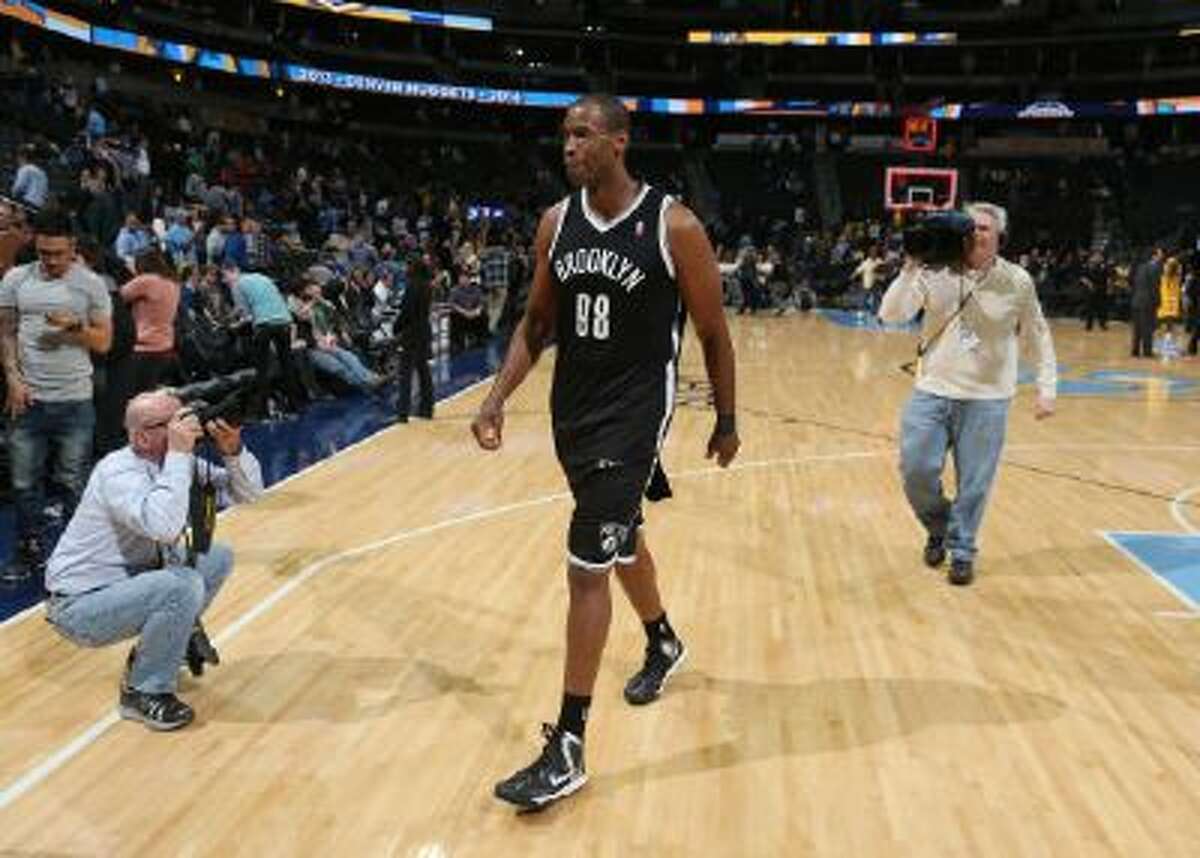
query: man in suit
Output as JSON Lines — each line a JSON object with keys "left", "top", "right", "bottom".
{"left": 395, "top": 244, "right": 434, "bottom": 422}
{"left": 1130, "top": 247, "right": 1163, "bottom": 358}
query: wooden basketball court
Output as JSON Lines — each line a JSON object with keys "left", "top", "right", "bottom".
{"left": 0, "top": 313, "right": 1196, "bottom": 857}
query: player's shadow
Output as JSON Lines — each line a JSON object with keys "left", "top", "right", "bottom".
{"left": 591, "top": 672, "right": 1064, "bottom": 795}
{"left": 198, "top": 652, "right": 507, "bottom": 725}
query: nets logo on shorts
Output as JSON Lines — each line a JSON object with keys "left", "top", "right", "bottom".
{"left": 599, "top": 522, "right": 629, "bottom": 556}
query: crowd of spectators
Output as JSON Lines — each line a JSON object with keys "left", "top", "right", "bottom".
{"left": 0, "top": 56, "right": 546, "bottom": 588}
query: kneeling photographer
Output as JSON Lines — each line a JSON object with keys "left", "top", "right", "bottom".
{"left": 878, "top": 203, "right": 1057, "bottom": 587}
{"left": 43, "top": 379, "right": 263, "bottom": 731}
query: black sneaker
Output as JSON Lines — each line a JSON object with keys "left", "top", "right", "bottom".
{"left": 118, "top": 688, "right": 195, "bottom": 731}
{"left": 923, "top": 534, "right": 947, "bottom": 568}
{"left": 624, "top": 637, "right": 687, "bottom": 706}
{"left": 494, "top": 723, "right": 587, "bottom": 810}
{"left": 949, "top": 558, "right": 975, "bottom": 586}
{"left": 185, "top": 622, "right": 220, "bottom": 678}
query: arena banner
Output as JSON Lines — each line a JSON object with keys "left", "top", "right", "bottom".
{"left": 271, "top": 0, "right": 491, "bottom": 32}
{"left": 3, "top": 0, "right": 1198, "bottom": 120}
{"left": 0, "top": 0, "right": 89, "bottom": 41}
{"left": 281, "top": 65, "right": 527, "bottom": 106}
{"left": 689, "top": 30, "right": 956, "bottom": 47}
{"left": 931, "top": 100, "right": 1138, "bottom": 120}
{"left": 1138, "top": 96, "right": 1200, "bottom": 115}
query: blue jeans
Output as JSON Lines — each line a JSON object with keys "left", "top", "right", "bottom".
{"left": 899, "top": 391, "right": 1010, "bottom": 563}
{"left": 10, "top": 399, "right": 95, "bottom": 543}
{"left": 309, "top": 346, "right": 378, "bottom": 391}
{"left": 45, "top": 545, "right": 234, "bottom": 693}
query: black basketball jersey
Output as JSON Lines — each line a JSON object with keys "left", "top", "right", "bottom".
{"left": 548, "top": 183, "right": 684, "bottom": 467}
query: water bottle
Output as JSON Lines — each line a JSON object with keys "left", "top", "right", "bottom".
{"left": 1160, "top": 331, "right": 1180, "bottom": 363}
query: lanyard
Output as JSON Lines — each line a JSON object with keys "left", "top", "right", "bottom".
{"left": 916, "top": 272, "right": 976, "bottom": 359}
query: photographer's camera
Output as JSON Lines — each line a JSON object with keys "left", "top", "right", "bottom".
{"left": 902, "top": 210, "right": 976, "bottom": 268}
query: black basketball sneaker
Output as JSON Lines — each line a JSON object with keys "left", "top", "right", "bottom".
{"left": 185, "top": 621, "right": 220, "bottom": 677}
{"left": 494, "top": 723, "right": 587, "bottom": 810}
{"left": 119, "top": 688, "right": 195, "bottom": 731}
{"left": 624, "top": 636, "right": 687, "bottom": 705}
{"left": 923, "top": 533, "right": 947, "bottom": 568}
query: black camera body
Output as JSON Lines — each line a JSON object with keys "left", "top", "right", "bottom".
{"left": 170, "top": 369, "right": 256, "bottom": 562}
{"left": 902, "top": 210, "right": 976, "bottom": 268}
{"left": 171, "top": 368, "right": 257, "bottom": 427}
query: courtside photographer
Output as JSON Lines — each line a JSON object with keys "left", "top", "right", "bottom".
{"left": 43, "top": 376, "right": 263, "bottom": 731}
{"left": 878, "top": 203, "right": 1057, "bottom": 586}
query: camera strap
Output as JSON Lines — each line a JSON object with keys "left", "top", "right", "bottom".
{"left": 186, "top": 458, "right": 219, "bottom": 565}
{"left": 915, "top": 274, "right": 977, "bottom": 368}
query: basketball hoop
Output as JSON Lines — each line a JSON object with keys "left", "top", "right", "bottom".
{"left": 884, "top": 167, "right": 958, "bottom": 213}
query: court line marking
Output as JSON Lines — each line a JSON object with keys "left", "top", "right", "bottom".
{"left": 4, "top": 441, "right": 1200, "bottom": 809}
{"left": 1169, "top": 483, "right": 1200, "bottom": 534}
{"left": 1096, "top": 530, "right": 1200, "bottom": 615}
{"left": 0, "top": 377, "right": 494, "bottom": 634}
{"left": 0, "top": 602, "right": 44, "bottom": 631}
{"left": 11, "top": 437, "right": 1189, "bottom": 627}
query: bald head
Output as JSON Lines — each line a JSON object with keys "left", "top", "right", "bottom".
{"left": 125, "top": 391, "right": 182, "bottom": 434}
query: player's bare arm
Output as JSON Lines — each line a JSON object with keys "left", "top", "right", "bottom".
{"left": 666, "top": 202, "right": 739, "bottom": 467}
{"left": 471, "top": 201, "right": 563, "bottom": 450}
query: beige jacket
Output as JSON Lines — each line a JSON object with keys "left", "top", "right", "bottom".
{"left": 879, "top": 257, "right": 1057, "bottom": 401}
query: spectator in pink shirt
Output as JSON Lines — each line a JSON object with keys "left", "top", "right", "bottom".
{"left": 121, "top": 249, "right": 181, "bottom": 395}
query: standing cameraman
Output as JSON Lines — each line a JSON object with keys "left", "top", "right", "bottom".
{"left": 879, "top": 203, "right": 1057, "bottom": 586}
{"left": 44, "top": 390, "right": 263, "bottom": 730}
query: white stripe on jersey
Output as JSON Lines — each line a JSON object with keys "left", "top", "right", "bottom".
{"left": 651, "top": 193, "right": 681, "bottom": 464}
{"left": 657, "top": 194, "right": 676, "bottom": 280}
{"left": 581, "top": 184, "right": 652, "bottom": 233}
{"left": 547, "top": 197, "right": 570, "bottom": 259}
{"left": 644, "top": 302, "right": 683, "bottom": 498}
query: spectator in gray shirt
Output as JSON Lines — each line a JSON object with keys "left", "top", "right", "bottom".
{"left": 11, "top": 145, "right": 48, "bottom": 210}
{"left": 45, "top": 389, "right": 263, "bottom": 731}
{"left": 0, "top": 209, "right": 112, "bottom": 586}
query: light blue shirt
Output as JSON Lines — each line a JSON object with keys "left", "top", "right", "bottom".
{"left": 11, "top": 163, "right": 48, "bottom": 208}
{"left": 165, "top": 223, "right": 194, "bottom": 256}
{"left": 233, "top": 272, "right": 292, "bottom": 326}
{"left": 86, "top": 108, "right": 107, "bottom": 139}
{"left": 45, "top": 446, "right": 264, "bottom": 595}
{"left": 115, "top": 227, "right": 151, "bottom": 262}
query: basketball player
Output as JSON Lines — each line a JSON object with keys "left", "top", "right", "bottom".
{"left": 471, "top": 94, "right": 739, "bottom": 810}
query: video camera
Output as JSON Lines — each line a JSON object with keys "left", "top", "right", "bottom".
{"left": 902, "top": 210, "right": 976, "bottom": 269}
{"left": 170, "top": 368, "right": 257, "bottom": 427}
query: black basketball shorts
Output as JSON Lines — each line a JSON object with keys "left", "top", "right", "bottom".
{"left": 562, "top": 456, "right": 655, "bottom": 571}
